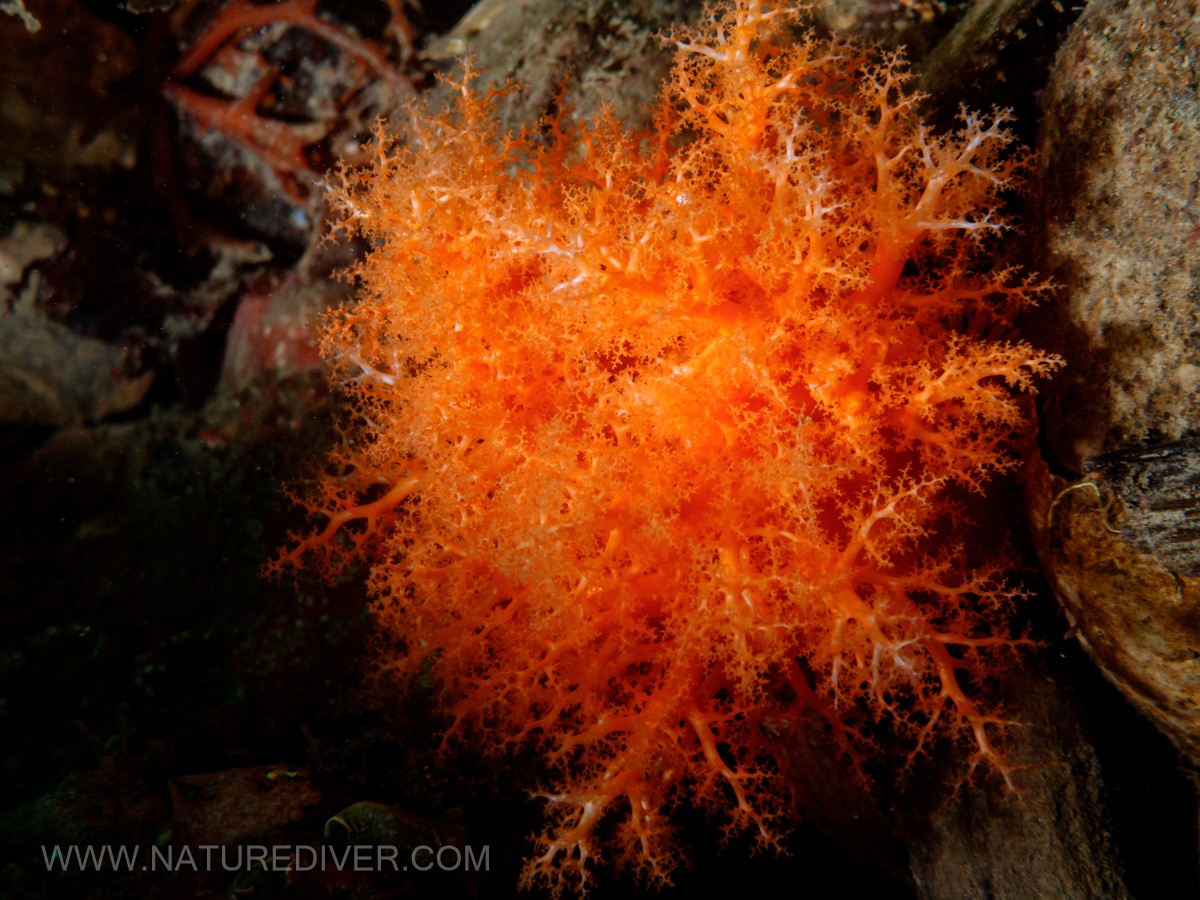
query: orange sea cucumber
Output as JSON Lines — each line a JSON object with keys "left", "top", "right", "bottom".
{"left": 273, "top": 1, "right": 1061, "bottom": 891}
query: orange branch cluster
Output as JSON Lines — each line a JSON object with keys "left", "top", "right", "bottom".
{"left": 273, "top": 1, "right": 1061, "bottom": 892}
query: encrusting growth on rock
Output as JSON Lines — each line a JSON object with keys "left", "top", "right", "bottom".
{"left": 271, "top": 1, "right": 1061, "bottom": 891}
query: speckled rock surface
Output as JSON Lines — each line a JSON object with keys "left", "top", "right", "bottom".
{"left": 421, "top": 0, "right": 697, "bottom": 133}
{"left": 1036, "top": 0, "right": 1200, "bottom": 471}
{"left": 1030, "top": 0, "right": 1200, "bottom": 764}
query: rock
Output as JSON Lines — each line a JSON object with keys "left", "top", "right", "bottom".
{"left": 168, "top": 765, "right": 321, "bottom": 846}
{"left": 1036, "top": 0, "right": 1200, "bottom": 471}
{"left": 421, "top": 0, "right": 699, "bottom": 132}
{"left": 1026, "top": 443, "right": 1200, "bottom": 763}
{"left": 0, "top": 306, "right": 153, "bottom": 426}
{"left": 917, "top": 0, "right": 1075, "bottom": 122}
{"left": 1031, "top": 0, "right": 1200, "bottom": 763}
{"left": 901, "top": 658, "right": 1129, "bottom": 900}
{"left": 0, "top": 0, "right": 138, "bottom": 186}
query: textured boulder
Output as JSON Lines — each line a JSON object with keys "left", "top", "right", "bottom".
{"left": 1032, "top": 0, "right": 1200, "bottom": 761}
{"left": 1036, "top": 0, "right": 1200, "bottom": 469}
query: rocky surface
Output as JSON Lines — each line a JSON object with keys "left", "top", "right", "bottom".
{"left": 1031, "top": 0, "right": 1200, "bottom": 770}
{"left": 1036, "top": 0, "right": 1200, "bottom": 471}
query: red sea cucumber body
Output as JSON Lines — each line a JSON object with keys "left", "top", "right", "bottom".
{"left": 273, "top": 1, "right": 1060, "bottom": 891}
